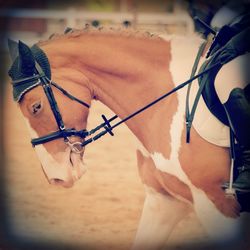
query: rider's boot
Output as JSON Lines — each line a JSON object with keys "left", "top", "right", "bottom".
{"left": 223, "top": 85, "right": 250, "bottom": 192}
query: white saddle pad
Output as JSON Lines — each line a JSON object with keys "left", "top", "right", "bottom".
{"left": 160, "top": 34, "right": 230, "bottom": 148}
{"left": 190, "top": 82, "right": 230, "bottom": 147}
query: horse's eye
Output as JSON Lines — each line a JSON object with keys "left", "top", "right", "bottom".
{"left": 29, "top": 101, "right": 43, "bottom": 115}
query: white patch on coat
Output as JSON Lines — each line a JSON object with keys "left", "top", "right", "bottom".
{"left": 23, "top": 118, "right": 87, "bottom": 183}
{"left": 132, "top": 185, "right": 191, "bottom": 250}
{"left": 149, "top": 36, "right": 239, "bottom": 240}
{"left": 151, "top": 152, "right": 240, "bottom": 241}
{"left": 161, "top": 35, "right": 230, "bottom": 147}
{"left": 135, "top": 135, "right": 193, "bottom": 205}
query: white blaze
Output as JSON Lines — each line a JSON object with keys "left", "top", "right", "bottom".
{"left": 23, "top": 117, "right": 87, "bottom": 185}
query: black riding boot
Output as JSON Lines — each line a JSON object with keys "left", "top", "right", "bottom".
{"left": 223, "top": 86, "right": 250, "bottom": 192}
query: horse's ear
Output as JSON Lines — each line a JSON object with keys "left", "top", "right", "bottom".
{"left": 18, "top": 40, "right": 36, "bottom": 75}
{"left": 7, "top": 38, "right": 19, "bottom": 62}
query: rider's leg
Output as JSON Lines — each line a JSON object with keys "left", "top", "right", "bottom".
{"left": 223, "top": 86, "right": 250, "bottom": 191}
{"left": 214, "top": 53, "right": 250, "bottom": 192}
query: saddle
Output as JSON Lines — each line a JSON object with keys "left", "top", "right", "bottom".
{"left": 188, "top": 15, "right": 250, "bottom": 141}
{"left": 188, "top": 15, "right": 250, "bottom": 212}
{"left": 199, "top": 26, "right": 250, "bottom": 126}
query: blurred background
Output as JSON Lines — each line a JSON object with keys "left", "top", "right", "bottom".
{"left": 0, "top": 0, "right": 194, "bottom": 46}
{"left": 2, "top": 1, "right": 248, "bottom": 250}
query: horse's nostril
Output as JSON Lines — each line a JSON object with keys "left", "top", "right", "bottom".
{"left": 50, "top": 178, "right": 73, "bottom": 188}
{"left": 52, "top": 178, "right": 64, "bottom": 184}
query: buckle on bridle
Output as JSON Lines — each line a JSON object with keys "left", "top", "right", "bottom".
{"left": 65, "top": 138, "right": 84, "bottom": 154}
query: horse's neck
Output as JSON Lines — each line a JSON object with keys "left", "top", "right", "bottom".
{"left": 43, "top": 34, "right": 202, "bottom": 154}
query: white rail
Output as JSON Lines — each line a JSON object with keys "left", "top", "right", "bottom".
{"left": 1, "top": 8, "right": 194, "bottom": 33}
{"left": 1, "top": 8, "right": 194, "bottom": 48}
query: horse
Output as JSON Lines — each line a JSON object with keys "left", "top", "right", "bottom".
{"left": 7, "top": 28, "right": 247, "bottom": 249}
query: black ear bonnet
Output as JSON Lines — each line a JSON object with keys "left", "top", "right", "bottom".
{"left": 8, "top": 44, "right": 51, "bottom": 102}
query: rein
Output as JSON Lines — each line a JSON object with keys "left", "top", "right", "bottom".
{"left": 82, "top": 60, "right": 223, "bottom": 147}
{"left": 13, "top": 21, "right": 220, "bottom": 153}
{"left": 14, "top": 59, "right": 224, "bottom": 153}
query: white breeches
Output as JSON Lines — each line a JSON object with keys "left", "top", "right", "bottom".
{"left": 214, "top": 53, "right": 250, "bottom": 104}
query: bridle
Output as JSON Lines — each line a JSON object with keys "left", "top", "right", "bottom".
{"left": 12, "top": 20, "right": 222, "bottom": 153}
{"left": 12, "top": 55, "right": 224, "bottom": 155}
{"left": 13, "top": 62, "right": 94, "bottom": 153}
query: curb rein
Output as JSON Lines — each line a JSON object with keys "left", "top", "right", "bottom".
{"left": 14, "top": 19, "right": 221, "bottom": 154}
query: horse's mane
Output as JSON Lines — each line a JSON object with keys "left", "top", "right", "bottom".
{"left": 36, "top": 25, "right": 163, "bottom": 46}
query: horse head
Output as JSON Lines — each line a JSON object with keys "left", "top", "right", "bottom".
{"left": 8, "top": 40, "right": 92, "bottom": 188}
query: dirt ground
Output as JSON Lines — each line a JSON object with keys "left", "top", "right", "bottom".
{"left": 2, "top": 84, "right": 249, "bottom": 250}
